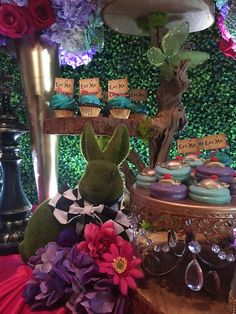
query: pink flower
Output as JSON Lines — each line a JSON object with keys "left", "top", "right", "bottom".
{"left": 28, "top": 0, "right": 55, "bottom": 30}
{"left": 99, "top": 242, "right": 144, "bottom": 295}
{"left": 218, "top": 38, "right": 236, "bottom": 59}
{"left": 77, "top": 221, "right": 124, "bottom": 260}
{"left": 0, "top": 4, "right": 31, "bottom": 38}
{"left": 217, "top": 15, "right": 230, "bottom": 41}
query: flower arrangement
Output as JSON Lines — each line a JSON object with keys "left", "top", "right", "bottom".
{"left": 23, "top": 221, "right": 143, "bottom": 313}
{"left": 0, "top": 0, "right": 104, "bottom": 68}
{"left": 216, "top": 0, "right": 236, "bottom": 59}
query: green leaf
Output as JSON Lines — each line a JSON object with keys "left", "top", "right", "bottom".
{"left": 168, "top": 51, "right": 210, "bottom": 68}
{"left": 136, "top": 17, "right": 149, "bottom": 32}
{"left": 159, "top": 63, "right": 175, "bottom": 81}
{"left": 147, "top": 12, "right": 169, "bottom": 29}
{"left": 147, "top": 47, "right": 165, "bottom": 67}
{"left": 161, "top": 22, "right": 189, "bottom": 57}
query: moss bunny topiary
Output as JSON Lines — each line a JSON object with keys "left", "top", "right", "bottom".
{"left": 19, "top": 123, "right": 130, "bottom": 261}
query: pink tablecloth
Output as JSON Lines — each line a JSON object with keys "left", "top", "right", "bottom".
{"left": 0, "top": 254, "right": 70, "bottom": 314}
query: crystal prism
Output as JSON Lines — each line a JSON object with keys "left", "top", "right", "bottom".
{"left": 185, "top": 259, "right": 203, "bottom": 291}
{"left": 211, "top": 244, "right": 220, "bottom": 253}
{"left": 168, "top": 230, "right": 177, "bottom": 248}
{"left": 218, "top": 251, "right": 226, "bottom": 260}
{"left": 162, "top": 243, "right": 170, "bottom": 253}
{"left": 188, "top": 241, "right": 201, "bottom": 254}
{"left": 205, "top": 271, "right": 221, "bottom": 295}
{"left": 226, "top": 253, "right": 235, "bottom": 262}
{"left": 154, "top": 245, "right": 161, "bottom": 252}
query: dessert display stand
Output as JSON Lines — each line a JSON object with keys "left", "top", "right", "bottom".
{"left": 131, "top": 184, "right": 236, "bottom": 312}
{"left": 44, "top": 116, "right": 232, "bottom": 313}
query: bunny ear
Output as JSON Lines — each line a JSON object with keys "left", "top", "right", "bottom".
{"left": 81, "top": 124, "right": 103, "bottom": 161}
{"left": 103, "top": 125, "right": 130, "bottom": 165}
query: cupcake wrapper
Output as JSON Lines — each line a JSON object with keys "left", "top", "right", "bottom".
{"left": 54, "top": 110, "right": 74, "bottom": 118}
{"left": 79, "top": 106, "right": 101, "bottom": 117}
{"left": 110, "top": 108, "right": 130, "bottom": 119}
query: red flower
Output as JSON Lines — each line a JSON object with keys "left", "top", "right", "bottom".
{"left": 77, "top": 221, "right": 124, "bottom": 260}
{"left": 0, "top": 4, "right": 31, "bottom": 38}
{"left": 99, "top": 242, "right": 144, "bottom": 295}
{"left": 218, "top": 38, "right": 236, "bottom": 59}
{"left": 28, "top": 0, "right": 55, "bottom": 29}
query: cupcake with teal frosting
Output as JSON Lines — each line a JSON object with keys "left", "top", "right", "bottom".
{"left": 108, "top": 96, "right": 132, "bottom": 119}
{"left": 130, "top": 103, "right": 148, "bottom": 121}
{"left": 49, "top": 94, "right": 76, "bottom": 117}
{"left": 79, "top": 95, "right": 101, "bottom": 117}
{"left": 189, "top": 175, "right": 231, "bottom": 205}
{"left": 156, "top": 156, "right": 191, "bottom": 182}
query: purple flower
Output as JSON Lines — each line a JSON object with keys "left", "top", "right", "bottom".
{"left": 23, "top": 238, "right": 130, "bottom": 313}
{"left": 64, "top": 246, "right": 129, "bottom": 314}
{"left": 0, "top": 35, "right": 8, "bottom": 46}
{"left": 24, "top": 242, "right": 71, "bottom": 309}
{"left": 63, "top": 245, "right": 100, "bottom": 287}
{"left": 41, "top": 0, "right": 103, "bottom": 67}
{"left": 57, "top": 227, "right": 81, "bottom": 247}
{"left": 66, "top": 277, "right": 129, "bottom": 314}
{"left": 59, "top": 47, "right": 97, "bottom": 68}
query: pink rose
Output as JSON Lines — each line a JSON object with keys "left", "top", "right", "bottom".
{"left": 0, "top": 4, "right": 29, "bottom": 38}
{"left": 29, "top": 0, "right": 55, "bottom": 30}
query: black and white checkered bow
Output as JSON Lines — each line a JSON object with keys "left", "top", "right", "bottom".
{"left": 48, "top": 185, "right": 132, "bottom": 240}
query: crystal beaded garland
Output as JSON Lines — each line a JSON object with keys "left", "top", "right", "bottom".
{"left": 211, "top": 244, "right": 221, "bottom": 253}
{"left": 218, "top": 251, "right": 227, "bottom": 260}
{"left": 188, "top": 241, "right": 201, "bottom": 254}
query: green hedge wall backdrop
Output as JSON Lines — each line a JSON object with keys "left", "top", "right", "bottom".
{"left": 0, "top": 25, "right": 235, "bottom": 204}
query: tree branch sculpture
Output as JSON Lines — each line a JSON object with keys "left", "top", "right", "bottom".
{"left": 149, "top": 60, "right": 189, "bottom": 167}
{"left": 144, "top": 21, "right": 209, "bottom": 169}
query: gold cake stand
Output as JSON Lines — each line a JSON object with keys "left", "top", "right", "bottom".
{"left": 131, "top": 185, "right": 236, "bottom": 243}
{"left": 130, "top": 185, "right": 236, "bottom": 313}
{"left": 131, "top": 185, "right": 236, "bottom": 290}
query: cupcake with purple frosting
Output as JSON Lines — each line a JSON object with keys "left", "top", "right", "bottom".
{"left": 150, "top": 174, "right": 188, "bottom": 201}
